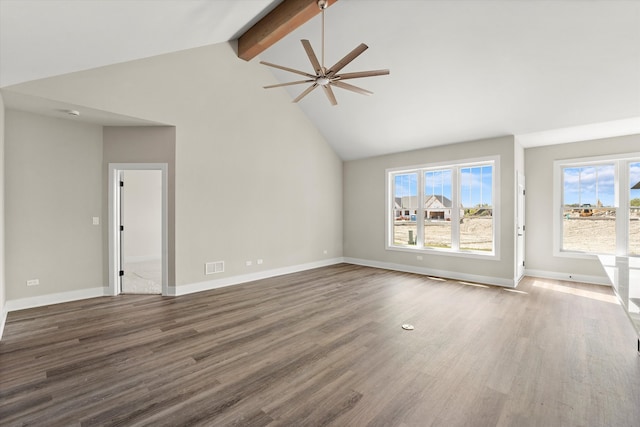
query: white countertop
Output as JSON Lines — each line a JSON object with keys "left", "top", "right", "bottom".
{"left": 598, "top": 255, "right": 640, "bottom": 338}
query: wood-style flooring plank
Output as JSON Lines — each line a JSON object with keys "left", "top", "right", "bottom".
{"left": 1, "top": 265, "right": 639, "bottom": 426}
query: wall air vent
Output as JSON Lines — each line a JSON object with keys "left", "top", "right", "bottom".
{"left": 205, "top": 261, "right": 224, "bottom": 275}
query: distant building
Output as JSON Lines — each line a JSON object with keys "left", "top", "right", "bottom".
{"left": 425, "top": 195, "right": 453, "bottom": 220}
{"left": 394, "top": 195, "right": 463, "bottom": 221}
{"left": 394, "top": 196, "right": 417, "bottom": 220}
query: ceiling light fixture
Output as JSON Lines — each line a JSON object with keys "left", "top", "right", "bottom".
{"left": 260, "top": 0, "right": 389, "bottom": 106}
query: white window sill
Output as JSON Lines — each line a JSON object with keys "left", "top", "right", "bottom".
{"left": 387, "top": 245, "right": 499, "bottom": 261}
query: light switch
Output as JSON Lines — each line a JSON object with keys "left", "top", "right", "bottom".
{"left": 92, "top": 217, "right": 100, "bottom": 225}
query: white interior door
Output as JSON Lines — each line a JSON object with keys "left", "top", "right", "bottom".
{"left": 516, "top": 173, "right": 526, "bottom": 281}
{"left": 120, "top": 170, "right": 162, "bottom": 294}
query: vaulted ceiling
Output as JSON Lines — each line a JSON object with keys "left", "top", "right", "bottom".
{"left": 1, "top": 0, "right": 639, "bottom": 160}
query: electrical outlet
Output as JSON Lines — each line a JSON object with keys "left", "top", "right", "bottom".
{"left": 92, "top": 217, "right": 100, "bottom": 225}
{"left": 257, "top": 259, "right": 263, "bottom": 265}
{"left": 323, "top": 249, "right": 328, "bottom": 255}
{"left": 246, "top": 260, "right": 253, "bottom": 267}
{"left": 26, "top": 279, "right": 39, "bottom": 286}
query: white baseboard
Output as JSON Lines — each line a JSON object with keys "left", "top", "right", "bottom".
{"left": 524, "top": 269, "right": 611, "bottom": 286}
{"left": 0, "top": 306, "right": 7, "bottom": 341}
{"left": 0, "top": 261, "right": 612, "bottom": 341}
{"left": 344, "top": 257, "right": 516, "bottom": 288}
{"left": 0, "top": 256, "right": 519, "bottom": 341}
{"left": 170, "top": 258, "right": 345, "bottom": 296}
{"left": 5, "top": 287, "right": 109, "bottom": 313}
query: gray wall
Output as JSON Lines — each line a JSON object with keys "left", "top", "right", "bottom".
{"left": 5, "top": 110, "right": 103, "bottom": 300}
{"left": 0, "top": 92, "right": 5, "bottom": 330}
{"left": 103, "top": 126, "right": 176, "bottom": 286}
{"left": 525, "top": 134, "right": 640, "bottom": 280}
{"left": 5, "top": 41, "right": 344, "bottom": 290}
{"left": 343, "top": 135, "right": 516, "bottom": 285}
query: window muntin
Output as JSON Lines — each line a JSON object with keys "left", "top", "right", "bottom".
{"left": 388, "top": 159, "right": 497, "bottom": 256}
{"left": 561, "top": 164, "right": 616, "bottom": 254}
{"left": 630, "top": 162, "right": 640, "bottom": 255}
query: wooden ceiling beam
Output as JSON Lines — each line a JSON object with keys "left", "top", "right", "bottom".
{"left": 237, "top": 0, "right": 339, "bottom": 61}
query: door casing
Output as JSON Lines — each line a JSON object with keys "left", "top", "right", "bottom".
{"left": 108, "top": 163, "right": 169, "bottom": 296}
{"left": 516, "top": 173, "right": 526, "bottom": 282}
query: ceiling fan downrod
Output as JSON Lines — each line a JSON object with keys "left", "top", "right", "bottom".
{"left": 318, "top": 0, "right": 327, "bottom": 72}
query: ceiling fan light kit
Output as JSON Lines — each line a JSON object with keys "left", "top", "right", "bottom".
{"left": 260, "top": 0, "right": 389, "bottom": 106}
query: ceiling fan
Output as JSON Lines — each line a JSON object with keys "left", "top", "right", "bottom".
{"left": 260, "top": 0, "right": 389, "bottom": 106}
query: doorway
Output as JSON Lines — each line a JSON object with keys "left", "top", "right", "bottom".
{"left": 120, "top": 170, "right": 162, "bottom": 294}
{"left": 108, "top": 163, "right": 168, "bottom": 296}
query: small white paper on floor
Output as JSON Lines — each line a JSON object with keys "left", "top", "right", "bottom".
{"left": 401, "top": 324, "right": 414, "bottom": 330}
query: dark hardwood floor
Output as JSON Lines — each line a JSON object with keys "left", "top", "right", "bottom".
{"left": 1, "top": 264, "right": 639, "bottom": 426}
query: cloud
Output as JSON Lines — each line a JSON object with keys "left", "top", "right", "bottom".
{"left": 394, "top": 173, "right": 417, "bottom": 197}
{"left": 563, "top": 165, "right": 615, "bottom": 205}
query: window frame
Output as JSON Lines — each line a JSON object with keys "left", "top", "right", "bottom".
{"left": 553, "top": 152, "right": 640, "bottom": 258}
{"left": 386, "top": 155, "right": 500, "bottom": 260}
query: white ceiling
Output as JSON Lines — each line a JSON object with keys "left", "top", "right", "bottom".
{"left": 0, "top": 0, "right": 282, "bottom": 87}
{"left": 1, "top": 0, "right": 640, "bottom": 159}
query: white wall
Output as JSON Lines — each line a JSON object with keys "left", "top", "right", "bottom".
{"left": 4, "top": 41, "right": 343, "bottom": 291}
{"left": 5, "top": 110, "right": 104, "bottom": 300}
{"left": 123, "top": 170, "right": 162, "bottom": 262}
{"left": 525, "top": 134, "right": 640, "bottom": 282}
{"left": 343, "top": 135, "right": 516, "bottom": 286}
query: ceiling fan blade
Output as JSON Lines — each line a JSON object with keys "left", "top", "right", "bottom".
{"left": 326, "top": 43, "right": 368, "bottom": 77}
{"left": 292, "top": 83, "right": 319, "bottom": 103}
{"left": 332, "top": 81, "right": 373, "bottom": 96}
{"left": 301, "top": 40, "right": 323, "bottom": 75}
{"left": 264, "top": 79, "right": 315, "bottom": 89}
{"left": 322, "top": 85, "right": 338, "bottom": 106}
{"left": 260, "top": 61, "right": 315, "bottom": 78}
{"left": 336, "top": 69, "right": 390, "bottom": 80}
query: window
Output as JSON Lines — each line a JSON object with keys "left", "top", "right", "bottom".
{"left": 424, "top": 169, "right": 452, "bottom": 248}
{"left": 555, "top": 154, "right": 640, "bottom": 257}
{"left": 392, "top": 173, "right": 418, "bottom": 246}
{"left": 460, "top": 165, "right": 493, "bottom": 252}
{"left": 561, "top": 163, "right": 616, "bottom": 254}
{"left": 388, "top": 157, "right": 498, "bottom": 257}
